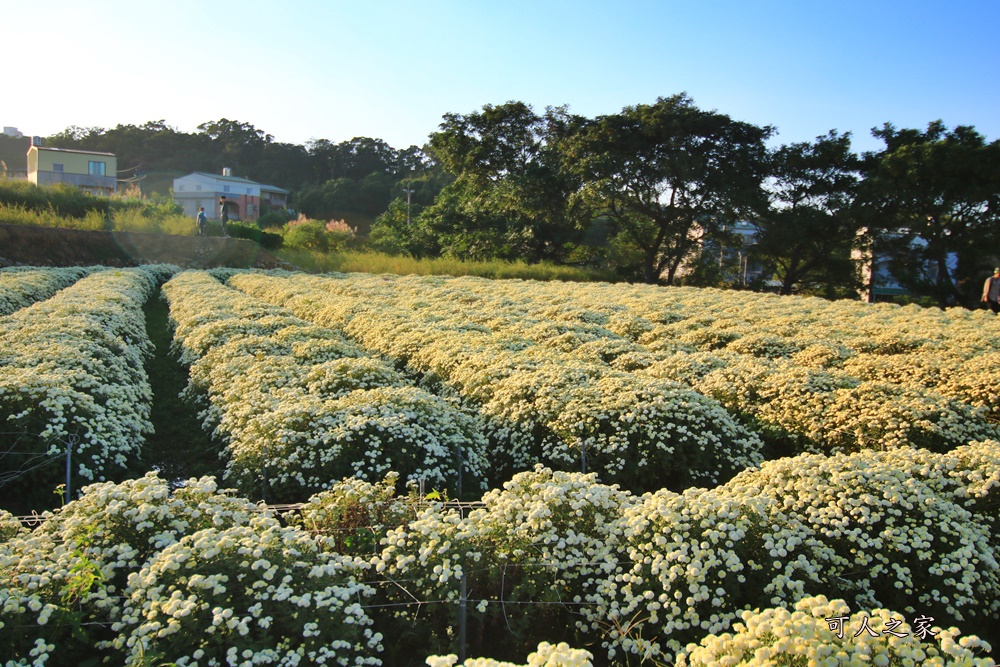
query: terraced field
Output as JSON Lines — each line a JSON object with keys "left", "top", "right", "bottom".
{"left": 1, "top": 267, "right": 997, "bottom": 667}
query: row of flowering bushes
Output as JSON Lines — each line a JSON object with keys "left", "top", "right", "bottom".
{"left": 2, "top": 441, "right": 997, "bottom": 665}
{"left": 0, "top": 266, "right": 94, "bottom": 316}
{"left": 0, "top": 266, "right": 170, "bottom": 508}
{"left": 226, "top": 272, "right": 765, "bottom": 492}
{"left": 253, "top": 273, "right": 1000, "bottom": 456}
{"left": 0, "top": 474, "right": 381, "bottom": 667}
{"left": 419, "top": 275, "right": 1000, "bottom": 420}
{"left": 162, "top": 271, "right": 489, "bottom": 502}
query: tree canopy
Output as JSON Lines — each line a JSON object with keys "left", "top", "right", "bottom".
{"left": 859, "top": 121, "right": 1000, "bottom": 306}
{"left": 562, "top": 94, "right": 773, "bottom": 284}
{"left": 752, "top": 131, "right": 862, "bottom": 296}
{"left": 31, "top": 100, "right": 1000, "bottom": 305}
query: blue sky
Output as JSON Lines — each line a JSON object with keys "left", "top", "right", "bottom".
{"left": 4, "top": 1, "right": 998, "bottom": 154}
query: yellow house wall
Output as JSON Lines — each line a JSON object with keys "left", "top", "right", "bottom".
{"left": 34, "top": 149, "right": 116, "bottom": 176}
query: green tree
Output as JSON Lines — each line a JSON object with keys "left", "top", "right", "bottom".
{"left": 196, "top": 118, "right": 273, "bottom": 176}
{"left": 860, "top": 121, "right": 1000, "bottom": 307}
{"left": 422, "top": 101, "right": 587, "bottom": 262}
{"left": 562, "top": 94, "right": 772, "bottom": 284}
{"left": 752, "top": 131, "right": 862, "bottom": 296}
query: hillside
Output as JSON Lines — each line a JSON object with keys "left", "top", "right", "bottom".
{"left": 0, "top": 223, "right": 290, "bottom": 269}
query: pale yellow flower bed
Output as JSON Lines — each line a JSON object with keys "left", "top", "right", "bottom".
{"left": 0, "top": 266, "right": 94, "bottom": 316}
{"left": 227, "top": 272, "right": 764, "bottom": 491}
{"left": 259, "top": 272, "right": 1000, "bottom": 456}
{"left": 162, "top": 271, "right": 489, "bottom": 501}
{"left": 0, "top": 266, "right": 164, "bottom": 489}
{"left": 2, "top": 440, "right": 996, "bottom": 665}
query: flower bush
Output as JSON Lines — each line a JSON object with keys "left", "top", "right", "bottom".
{"left": 426, "top": 642, "right": 594, "bottom": 667}
{"left": 228, "top": 272, "right": 765, "bottom": 492}
{"left": 602, "top": 442, "right": 1000, "bottom": 658}
{"left": 374, "top": 466, "right": 632, "bottom": 660}
{"left": 0, "top": 473, "right": 261, "bottom": 666}
{"left": 0, "top": 266, "right": 93, "bottom": 316}
{"left": 0, "top": 267, "right": 164, "bottom": 507}
{"left": 111, "top": 519, "right": 381, "bottom": 667}
{"left": 163, "top": 271, "right": 488, "bottom": 502}
{"left": 674, "top": 595, "right": 996, "bottom": 667}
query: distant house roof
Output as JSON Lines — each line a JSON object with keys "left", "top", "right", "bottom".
{"left": 183, "top": 171, "right": 289, "bottom": 194}
{"left": 32, "top": 146, "right": 117, "bottom": 157}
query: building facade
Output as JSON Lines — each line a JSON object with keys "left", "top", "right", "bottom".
{"left": 173, "top": 170, "right": 289, "bottom": 221}
{"left": 26, "top": 145, "right": 117, "bottom": 195}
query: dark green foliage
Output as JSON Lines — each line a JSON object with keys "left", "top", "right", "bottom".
{"left": 0, "top": 180, "right": 112, "bottom": 220}
{"left": 226, "top": 221, "right": 283, "bottom": 250}
{"left": 562, "top": 93, "right": 773, "bottom": 284}
{"left": 420, "top": 102, "right": 588, "bottom": 263}
{"left": 860, "top": 121, "right": 1000, "bottom": 307}
{"left": 752, "top": 130, "right": 863, "bottom": 296}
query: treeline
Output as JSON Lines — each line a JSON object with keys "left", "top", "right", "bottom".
{"left": 20, "top": 95, "right": 1000, "bottom": 306}
{"left": 24, "top": 120, "right": 432, "bottom": 234}
{"left": 376, "top": 95, "right": 999, "bottom": 308}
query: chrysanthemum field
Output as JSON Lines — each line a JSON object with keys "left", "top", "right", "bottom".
{"left": 1, "top": 266, "right": 997, "bottom": 667}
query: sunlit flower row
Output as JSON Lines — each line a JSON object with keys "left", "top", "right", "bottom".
{"left": 162, "top": 271, "right": 489, "bottom": 502}
{"left": 0, "top": 266, "right": 94, "bottom": 316}
{"left": 396, "top": 274, "right": 1000, "bottom": 421}
{"left": 2, "top": 441, "right": 997, "bottom": 664}
{"left": 227, "top": 272, "right": 764, "bottom": 491}
{"left": 0, "top": 267, "right": 164, "bottom": 494}
{"left": 272, "top": 273, "right": 1000, "bottom": 456}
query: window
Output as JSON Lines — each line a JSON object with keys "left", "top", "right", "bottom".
{"left": 52, "top": 163, "right": 64, "bottom": 173}
{"left": 88, "top": 161, "right": 106, "bottom": 176}
{"left": 196, "top": 185, "right": 202, "bottom": 191}
{"left": 224, "top": 185, "right": 231, "bottom": 193}
{"left": 178, "top": 185, "right": 184, "bottom": 192}
{"left": 247, "top": 187, "right": 252, "bottom": 194}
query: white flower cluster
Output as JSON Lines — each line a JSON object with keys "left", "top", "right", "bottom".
{"left": 3, "top": 441, "right": 998, "bottom": 664}
{"left": 162, "top": 271, "right": 489, "bottom": 501}
{"left": 367, "top": 444, "right": 999, "bottom": 660}
{"left": 227, "top": 272, "right": 764, "bottom": 491}
{"left": 675, "top": 595, "right": 995, "bottom": 667}
{"left": 0, "top": 473, "right": 381, "bottom": 666}
{"left": 0, "top": 266, "right": 94, "bottom": 316}
{"left": 291, "top": 273, "right": 1000, "bottom": 457}
{"left": 0, "top": 267, "right": 161, "bottom": 491}
{"left": 0, "top": 509, "right": 25, "bottom": 542}
{"left": 426, "top": 642, "right": 594, "bottom": 667}
{"left": 601, "top": 441, "right": 1000, "bottom": 658}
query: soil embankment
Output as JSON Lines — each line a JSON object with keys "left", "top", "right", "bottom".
{"left": 0, "top": 224, "right": 291, "bottom": 269}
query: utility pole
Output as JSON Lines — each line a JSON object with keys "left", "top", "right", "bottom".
{"left": 402, "top": 184, "right": 415, "bottom": 225}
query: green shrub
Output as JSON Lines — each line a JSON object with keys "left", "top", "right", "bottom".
{"left": 227, "top": 221, "right": 283, "bottom": 250}
{"left": 227, "top": 221, "right": 262, "bottom": 244}
{"left": 283, "top": 218, "right": 332, "bottom": 252}
{"left": 0, "top": 180, "right": 110, "bottom": 218}
{"left": 257, "top": 209, "right": 296, "bottom": 229}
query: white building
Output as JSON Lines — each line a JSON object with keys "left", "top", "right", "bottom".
{"left": 173, "top": 169, "right": 289, "bottom": 221}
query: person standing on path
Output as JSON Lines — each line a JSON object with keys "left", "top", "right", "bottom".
{"left": 197, "top": 207, "right": 207, "bottom": 236}
{"left": 982, "top": 267, "right": 1000, "bottom": 313}
{"left": 219, "top": 196, "right": 229, "bottom": 237}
